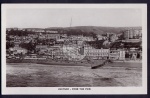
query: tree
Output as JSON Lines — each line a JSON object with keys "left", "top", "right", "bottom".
{"left": 118, "top": 33, "right": 124, "bottom": 40}
{"left": 6, "top": 42, "right": 14, "bottom": 49}
{"left": 19, "top": 41, "right": 36, "bottom": 53}
{"left": 102, "top": 40, "right": 111, "bottom": 49}
{"left": 6, "top": 36, "right": 11, "bottom": 41}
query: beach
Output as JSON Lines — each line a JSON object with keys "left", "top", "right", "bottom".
{"left": 6, "top": 62, "right": 142, "bottom": 87}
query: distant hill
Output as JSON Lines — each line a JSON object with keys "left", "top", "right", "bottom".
{"left": 7, "top": 26, "right": 142, "bottom": 36}
{"left": 46, "top": 26, "right": 142, "bottom": 35}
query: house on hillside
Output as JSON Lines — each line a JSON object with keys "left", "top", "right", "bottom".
{"left": 45, "top": 30, "right": 58, "bottom": 33}
{"left": 45, "top": 33, "right": 60, "bottom": 39}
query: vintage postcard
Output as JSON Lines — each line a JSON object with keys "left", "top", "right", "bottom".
{"left": 1, "top": 4, "right": 147, "bottom": 94}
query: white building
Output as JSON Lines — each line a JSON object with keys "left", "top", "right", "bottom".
{"left": 109, "top": 50, "right": 125, "bottom": 60}
{"left": 123, "top": 29, "right": 142, "bottom": 40}
{"left": 85, "top": 48, "right": 110, "bottom": 59}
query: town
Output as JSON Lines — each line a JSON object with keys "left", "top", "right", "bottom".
{"left": 6, "top": 27, "right": 142, "bottom": 65}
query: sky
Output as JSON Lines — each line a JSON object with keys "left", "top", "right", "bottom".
{"left": 6, "top": 8, "right": 142, "bottom": 28}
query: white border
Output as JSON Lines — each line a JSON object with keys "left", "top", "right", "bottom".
{"left": 1, "top": 4, "right": 147, "bottom": 95}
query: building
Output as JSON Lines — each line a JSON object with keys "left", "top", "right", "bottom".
{"left": 126, "top": 48, "right": 142, "bottom": 60}
{"left": 26, "top": 28, "right": 45, "bottom": 33}
{"left": 123, "top": 30, "right": 129, "bottom": 39}
{"left": 38, "top": 34, "right": 46, "bottom": 40}
{"left": 119, "top": 50, "right": 125, "bottom": 60}
{"left": 122, "top": 39, "right": 141, "bottom": 43}
{"left": 123, "top": 29, "right": 142, "bottom": 40}
{"left": 28, "top": 34, "right": 38, "bottom": 38}
{"left": 6, "top": 28, "right": 12, "bottom": 31}
{"left": 34, "top": 29, "right": 45, "bottom": 33}
{"left": 45, "top": 30, "right": 58, "bottom": 33}
{"left": 60, "top": 33, "right": 67, "bottom": 38}
{"left": 46, "top": 45, "right": 65, "bottom": 59}
{"left": 24, "top": 54, "right": 37, "bottom": 59}
{"left": 45, "top": 33, "right": 60, "bottom": 39}
{"left": 21, "top": 36, "right": 33, "bottom": 43}
{"left": 104, "top": 33, "right": 114, "bottom": 38}
{"left": 36, "top": 45, "right": 48, "bottom": 50}
{"left": 9, "top": 45, "right": 28, "bottom": 55}
{"left": 68, "top": 35, "right": 95, "bottom": 41}
{"left": 13, "top": 36, "right": 22, "bottom": 42}
{"left": 109, "top": 49, "right": 125, "bottom": 60}
{"left": 56, "top": 38, "right": 65, "bottom": 44}
{"left": 109, "top": 50, "right": 120, "bottom": 60}
{"left": 129, "top": 30, "right": 134, "bottom": 39}
{"left": 85, "top": 45, "right": 110, "bottom": 59}
{"left": 52, "top": 48, "right": 64, "bottom": 59}
{"left": 12, "top": 28, "right": 18, "bottom": 31}
{"left": 68, "top": 35, "right": 83, "bottom": 40}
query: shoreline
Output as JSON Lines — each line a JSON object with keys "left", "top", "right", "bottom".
{"left": 6, "top": 59, "right": 142, "bottom": 69}
{"left": 6, "top": 58, "right": 142, "bottom": 64}
{"left": 6, "top": 59, "right": 94, "bottom": 67}
{"left": 113, "top": 60, "right": 142, "bottom": 63}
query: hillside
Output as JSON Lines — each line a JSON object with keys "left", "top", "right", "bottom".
{"left": 46, "top": 26, "right": 142, "bottom": 35}
{"left": 7, "top": 26, "right": 142, "bottom": 36}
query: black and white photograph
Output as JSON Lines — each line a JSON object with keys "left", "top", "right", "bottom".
{"left": 1, "top": 4, "right": 147, "bottom": 94}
